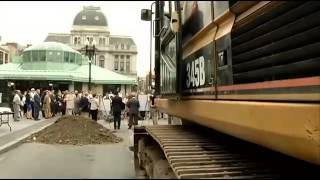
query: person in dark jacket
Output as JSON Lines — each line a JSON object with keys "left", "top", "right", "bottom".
{"left": 34, "top": 89, "right": 41, "bottom": 120}
{"left": 40, "top": 90, "right": 46, "bottom": 118}
{"left": 111, "top": 91, "right": 123, "bottom": 130}
{"left": 50, "top": 90, "right": 56, "bottom": 117}
{"left": 126, "top": 93, "right": 140, "bottom": 129}
{"left": 62, "top": 91, "right": 67, "bottom": 115}
{"left": 79, "top": 92, "right": 90, "bottom": 117}
{"left": 55, "top": 92, "right": 62, "bottom": 116}
{"left": 25, "top": 91, "right": 33, "bottom": 119}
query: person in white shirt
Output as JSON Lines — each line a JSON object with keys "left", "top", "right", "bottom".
{"left": 65, "top": 91, "right": 75, "bottom": 115}
{"left": 30, "top": 88, "right": 35, "bottom": 118}
{"left": 90, "top": 94, "right": 99, "bottom": 121}
{"left": 12, "top": 90, "right": 21, "bottom": 121}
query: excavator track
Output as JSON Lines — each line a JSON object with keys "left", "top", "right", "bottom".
{"left": 141, "top": 125, "right": 319, "bottom": 179}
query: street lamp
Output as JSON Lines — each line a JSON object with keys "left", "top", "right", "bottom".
{"left": 141, "top": 2, "right": 155, "bottom": 92}
{"left": 85, "top": 39, "right": 96, "bottom": 91}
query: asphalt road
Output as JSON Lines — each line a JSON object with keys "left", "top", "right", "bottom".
{"left": 0, "top": 121, "right": 135, "bottom": 179}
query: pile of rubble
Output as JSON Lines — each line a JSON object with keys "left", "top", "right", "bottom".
{"left": 25, "top": 115, "right": 122, "bottom": 145}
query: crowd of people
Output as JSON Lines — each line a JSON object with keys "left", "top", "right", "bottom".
{"left": 11, "top": 88, "right": 152, "bottom": 130}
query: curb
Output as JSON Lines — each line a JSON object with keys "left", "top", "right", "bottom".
{"left": 0, "top": 120, "right": 55, "bottom": 155}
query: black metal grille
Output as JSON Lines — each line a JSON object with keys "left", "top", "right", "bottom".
{"left": 231, "top": 2, "right": 320, "bottom": 84}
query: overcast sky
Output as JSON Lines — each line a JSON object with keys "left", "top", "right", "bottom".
{"left": 0, "top": 1, "right": 153, "bottom": 77}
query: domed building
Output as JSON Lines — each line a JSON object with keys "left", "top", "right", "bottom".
{"left": 0, "top": 41, "right": 136, "bottom": 105}
{"left": 45, "top": 6, "right": 137, "bottom": 79}
{"left": 0, "top": 6, "right": 138, "bottom": 105}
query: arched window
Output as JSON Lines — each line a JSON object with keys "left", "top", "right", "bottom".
{"left": 99, "top": 55, "right": 105, "bottom": 68}
{"left": 74, "top": 37, "right": 81, "bottom": 45}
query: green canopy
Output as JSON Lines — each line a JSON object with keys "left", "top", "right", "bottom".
{"left": 0, "top": 61, "right": 136, "bottom": 84}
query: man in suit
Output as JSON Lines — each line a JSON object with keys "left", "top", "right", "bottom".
{"left": 126, "top": 93, "right": 140, "bottom": 129}
{"left": 34, "top": 89, "right": 41, "bottom": 120}
{"left": 111, "top": 91, "right": 123, "bottom": 130}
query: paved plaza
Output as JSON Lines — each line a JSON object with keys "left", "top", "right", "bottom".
{"left": 0, "top": 109, "right": 169, "bottom": 178}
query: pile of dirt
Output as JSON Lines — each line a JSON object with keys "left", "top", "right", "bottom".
{"left": 24, "top": 116, "right": 122, "bottom": 145}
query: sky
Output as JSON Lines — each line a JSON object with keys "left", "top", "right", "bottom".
{"left": 0, "top": 1, "right": 153, "bottom": 77}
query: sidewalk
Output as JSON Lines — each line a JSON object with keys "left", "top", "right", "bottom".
{"left": 0, "top": 112, "right": 58, "bottom": 155}
{"left": 0, "top": 108, "right": 46, "bottom": 137}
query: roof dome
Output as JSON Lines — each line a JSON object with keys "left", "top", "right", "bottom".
{"left": 24, "top": 42, "right": 79, "bottom": 54}
{"left": 22, "top": 42, "right": 84, "bottom": 71}
{"left": 73, "top": 6, "right": 108, "bottom": 27}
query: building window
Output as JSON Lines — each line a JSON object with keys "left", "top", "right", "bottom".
{"left": 47, "top": 51, "right": 54, "bottom": 61}
{"left": 76, "top": 54, "right": 82, "bottom": 64}
{"left": 99, "top": 37, "right": 105, "bottom": 46}
{"left": 115, "top": 44, "right": 119, "bottom": 49}
{"left": 0, "top": 51, "right": 3, "bottom": 64}
{"left": 120, "top": 55, "right": 124, "bottom": 60}
{"left": 121, "top": 44, "right": 124, "bottom": 50}
{"left": 120, "top": 60, "right": 124, "bottom": 71}
{"left": 86, "top": 37, "right": 93, "bottom": 44}
{"left": 114, "top": 60, "right": 119, "bottom": 70}
{"left": 74, "top": 37, "right": 81, "bottom": 45}
{"left": 64, "top": 52, "right": 69, "bottom": 62}
{"left": 70, "top": 53, "right": 75, "bottom": 63}
{"left": 4, "top": 53, "right": 8, "bottom": 63}
{"left": 99, "top": 55, "right": 105, "bottom": 68}
{"left": 32, "top": 50, "right": 39, "bottom": 61}
{"left": 82, "top": 15, "right": 86, "bottom": 20}
{"left": 126, "top": 55, "right": 130, "bottom": 60}
{"left": 115, "top": 55, "right": 118, "bottom": 60}
{"left": 39, "top": 50, "right": 46, "bottom": 61}
{"left": 23, "top": 51, "right": 30, "bottom": 62}
{"left": 126, "top": 60, "right": 130, "bottom": 72}
{"left": 127, "top": 44, "right": 130, "bottom": 50}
